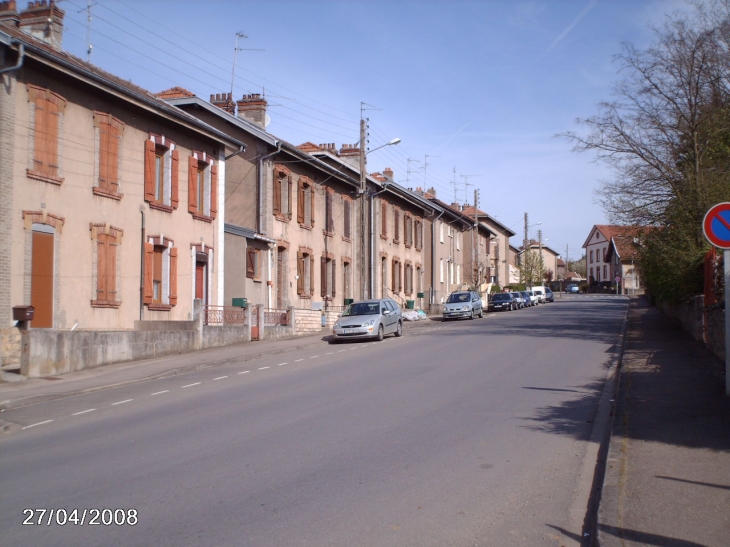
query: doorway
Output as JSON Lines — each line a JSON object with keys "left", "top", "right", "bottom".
{"left": 31, "top": 230, "right": 54, "bottom": 328}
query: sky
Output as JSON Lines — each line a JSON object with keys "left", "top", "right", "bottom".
{"left": 57, "top": 0, "right": 691, "bottom": 262}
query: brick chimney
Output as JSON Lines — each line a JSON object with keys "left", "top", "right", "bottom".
{"left": 338, "top": 143, "right": 361, "bottom": 170}
{"left": 210, "top": 92, "right": 236, "bottom": 115}
{"left": 19, "top": 1, "right": 64, "bottom": 49}
{"left": 0, "top": 1, "right": 19, "bottom": 27}
{"left": 383, "top": 167, "right": 394, "bottom": 182}
{"left": 236, "top": 93, "right": 267, "bottom": 128}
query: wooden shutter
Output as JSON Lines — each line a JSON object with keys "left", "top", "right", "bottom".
{"left": 143, "top": 242, "right": 154, "bottom": 304}
{"left": 395, "top": 209, "right": 400, "bottom": 241}
{"left": 392, "top": 259, "right": 396, "bottom": 291}
{"left": 297, "top": 180, "right": 305, "bottom": 223}
{"left": 310, "top": 186, "right": 315, "bottom": 227}
{"left": 169, "top": 247, "right": 178, "bottom": 306}
{"left": 46, "top": 99, "right": 60, "bottom": 178}
{"left": 97, "top": 237, "right": 108, "bottom": 301}
{"left": 33, "top": 97, "right": 48, "bottom": 174}
{"left": 171, "top": 148, "right": 179, "bottom": 209}
{"left": 296, "top": 252, "right": 304, "bottom": 295}
{"left": 321, "top": 256, "right": 327, "bottom": 297}
{"left": 381, "top": 201, "right": 387, "bottom": 236}
{"left": 188, "top": 155, "right": 198, "bottom": 213}
{"left": 326, "top": 191, "right": 334, "bottom": 233}
{"left": 331, "top": 260, "right": 336, "bottom": 298}
{"left": 108, "top": 239, "right": 118, "bottom": 302}
{"left": 144, "top": 140, "right": 156, "bottom": 201}
{"left": 99, "top": 120, "right": 110, "bottom": 190}
{"left": 246, "top": 248, "right": 256, "bottom": 279}
{"left": 273, "top": 174, "right": 281, "bottom": 215}
{"left": 344, "top": 199, "right": 351, "bottom": 239}
{"left": 210, "top": 161, "right": 218, "bottom": 218}
{"left": 287, "top": 176, "right": 293, "bottom": 217}
{"left": 309, "top": 254, "right": 315, "bottom": 296}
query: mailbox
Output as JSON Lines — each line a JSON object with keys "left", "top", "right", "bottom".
{"left": 231, "top": 298, "right": 248, "bottom": 308}
{"left": 13, "top": 305, "right": 35, "bottom": 321}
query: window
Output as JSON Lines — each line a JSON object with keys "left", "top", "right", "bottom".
{"left": 144, "top": 134, "right": 179, "bottom": 212}
{"left": 343, "top": 259, "right": 351, "bottom": 301}
{"left": 392, "top": 258, "right": 402, "bottom": 293}
{"left": 603, "top": 265, "right": 608, "bottom": 279}
{"left": 321, "top": 255, "right": 336, "bottom": 299}
{"left": 404, "top": 213, "right": 413, "bottom": 248}
{"left": 440, "top": 221, "right": 444, "bottom": 243}
{"left": 246, "top": 247, "right": 261, "bottom": 280}
{"left": 456, "top": 231, "right": 461, "bottom": 251}
{"left": 590, "top": 250, "right": 594, "bottom": 263}
{"left": 415, "top": 218, "right": 423, "bottom": 251}
{"left": 324, "top": 189, "right": 335, "bottom": 236}
{"left": 27, "top": 85, "right": 66, "bottom": 184}
{"left": 440, "top": 258, "right": 444, "bottom": 283}
{"left": 343, "top": 198, "right": 352, "bottom": 240}
{"left": 144, "top": 236, "right": 177, "bottom": 310}
{"left": 188, "top": 151, "right": 218, "bottom": 221}
{"left": 394, "top": 208, "right": 401, "bottom": 243}
{"left": 404, "top": 262, "right": 413, "bottom": 295}
{"left": 297, "top": 176, "right": 315, "bottom": 228}
{"left": 93, "top": 112, "right": 124, "bottom": 199}
{"left": 456, "top": 264, "right": 461, "bottom": 285}
{"left": 273, "top": 164, "right": 292, "bottom": 220}
{"left": 380, "top": 200, "right": 388, "bottom": 239}
{"left": 90, "top": 223, "right": 123, "bottom": 308}
{"left": 297, "top": 248, "right": 315, "bottom": 297}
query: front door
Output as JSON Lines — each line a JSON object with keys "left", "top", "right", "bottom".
{"left": 195, "top": 261, "right": 207, "bottom": 306}
{"left": 276, "top": 248, "right": 285, "bottom": 309}
{"left": 31, "top": 230, "right": 54, "bottom": 328}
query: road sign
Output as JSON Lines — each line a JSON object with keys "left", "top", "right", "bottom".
{"left": 615, "top": 276, "right": 621, "bottom": 283}
{"left": 703, "top": 202, "right": 730, "bottom": 249}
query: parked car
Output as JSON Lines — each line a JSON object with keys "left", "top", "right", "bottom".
{"left": 488, "top": 292, "right": 515, "bottom": 312}
{"left": 544, "top": 287, "right": 554, "bottom": 302}
{"left": 510, "top": 292, "right": 525, "bottom": 309}
{"left": 332, "top": 298, "right": 403, "bottom": 342}
{"left": 524, "top": 290, "right": 538, "bottom": 306}
{"left": 443, "top": 290, "right": 483, "bottom": 320}
{"left": 530, "top": 286, "right": 546, "bottom": 304}
{"left": 520, "top": 291, "right": 534, "bottom": 307}
{"left": 566, "top": 283, "right": 580, "bottom": 294}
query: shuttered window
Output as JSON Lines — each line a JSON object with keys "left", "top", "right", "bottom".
{"left": 321, "top": 257, "right": 336, "bottom": 299}
{"left": 91, "top": 224, "right": 123, "bottom": 308}
{"left": 381, "top": 200, "right": 388, "bottom": 238}
{"left": 93, "top": 112, "right": 124, "bottom": 198}
{"left": 143, "top": 237, "right": 177, "bottom": 309}
{"left": 27, "top": 85, "right": 66, "bottom": 184}
{"left": 273, "top": 165, "right": 292, "bottom": 220}
{"left": 343, "top": 198, "right": 352, "bottom": 240}
{"left": 394, "top": 209, "right": 400, "bottom": 243}
{"left": 297, "top": 178, "right": 315, "bottom": 228}
{"left": 144, "top": 135, "right": 178, "bottom": 212}
{"left": 325, "top": 190, "right": 334, "bottom": 235}
{"left": 246, "top": 247, "right": 260, "bottom": 280}
{"left": 297, "top": 250, "right": 315, "bottom": 297}
{"left": 188, "top": 152, "right": 217, "bottom": 221}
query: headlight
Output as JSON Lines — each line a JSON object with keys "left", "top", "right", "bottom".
{"left": 461, "top": 305, "right": 470, "bottom": 311}
{"left": 334, "top": 321, "right": 340, "bottom": 328}
{"left": 362, "top": 319, "right": 375, "bottom": 327}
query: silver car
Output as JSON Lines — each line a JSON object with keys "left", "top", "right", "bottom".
{"left": 443, "top": 291, "right": 484, "bottom": 320}
{"left": 332, "top": 298, "right": 403, "bottom": 342}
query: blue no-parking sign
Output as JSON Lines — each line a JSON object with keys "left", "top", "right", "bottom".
{"left": 703, "top": 202, "right": 730, "bottom": 249}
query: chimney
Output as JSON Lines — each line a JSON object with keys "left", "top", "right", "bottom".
{"left": 0, "top": 1, "right": 19, "bottom": 27}
{"left": 383, "top": 167, "right": 394, "bottom": 182}
{"left": 210, "top": 92, "right": 236, "bottom": 115}
{"left": 338, "top": 143, "right": 360, "bottom": 170}
{"left": 427, "top": 187, "right": 436, "bottom": 197}
{"left": 19, "top": 1, "right": 64, "bottom": 49}
{"left": 236, "top": 93, "right": 267, "bottom": 128}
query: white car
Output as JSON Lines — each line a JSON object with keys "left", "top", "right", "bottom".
{"left": 529, "top": 286, "right": 546, "bottom": 304}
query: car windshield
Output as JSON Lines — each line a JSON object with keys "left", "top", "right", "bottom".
{"left": 343, "top": 302, "right": 380, "bottom": 316}
{"left": 446, "top": 293, "right": 470, "bottom": 303}
{"left": 492, "top": 294, "right": 510, "bottom": 301}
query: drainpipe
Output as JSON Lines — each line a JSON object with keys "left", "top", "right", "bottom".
{"left": 0, "top": 42, "right": 24, "bottom": 75}
{"left": 368, "top": 184, "right": 390, "bottom": 298}
{"left": 430, "top": 209, "right": 444, "bottom": 305}
{"left": 139, "top": 205, "right": 146, "bottom": 321}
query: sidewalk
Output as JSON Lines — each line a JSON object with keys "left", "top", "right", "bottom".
{"left": 0, "top": 317, "right": 440, "bottom": 414}
{"left": 597, "top": 296, "right": 730, "bottom": 547}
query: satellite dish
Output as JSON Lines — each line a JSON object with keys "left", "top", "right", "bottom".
{"left": 264, "top": 114, "right": 271, "bottom": 128}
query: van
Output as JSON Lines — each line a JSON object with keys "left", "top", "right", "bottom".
{"left": 529, "top": 286, "right": 546, "bottom": 304}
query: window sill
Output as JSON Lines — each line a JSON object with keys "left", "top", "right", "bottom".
{"left": 393, "top": 239, "right": 401, "bottom": 245}
{"left": 342, "top": 237, "right": 352, "bottom": 243}
{"left": 405, "top": 244, "right": 412, "bottom": 249}
{"left": 323, "top": 231, "right": 334, "bottom": 238}
{"left": 299, "top": 224, "right": 313, "bottom": 231}
{"left": 275, "top": 214, "right": 291, "bottom": 223}
{"left": 380, "top": 235, "right": 388, "bottom": 241}
{"left": 297, "top": 294, "right": 312, "bottom": 299}
{"left": 91, "top": 300, "right": 122, "bottom": 309}
{"left": 27, "top": 170, "right": 64, "bottom": 185}
{"left": 93, "top": 187, "right": 123, "bottom": 201}
{"left": 147, "top": 304, "right": 173, "bottom": 311}
{"left": 149, "top": 202, "right": 174, "bottom": 213}
{"left": 192, "top": 212, "right": 213, "bottom": 223}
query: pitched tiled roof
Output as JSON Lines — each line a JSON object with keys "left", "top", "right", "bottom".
{"left": 155, "top": 87, "right": 196, "bottom": 99}
{"left": 297, "top": 142, "right": 323, "bottom": 153}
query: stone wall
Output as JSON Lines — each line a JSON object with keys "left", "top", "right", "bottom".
{"left": 292, "top": 309, "right": 339, "bottom": 335}
{"left": 706, "top": 307, "right": 726, "bottom": 363}
{"left": 0, "top": 327, "right": 21, "bottom": 369}
{"left": 201, "top": 325, "right": 250, "bottom": 349}
{"left": 657, "top": 295, "right": 725, "bottom": 362}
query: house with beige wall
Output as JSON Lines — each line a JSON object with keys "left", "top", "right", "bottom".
{"left": 0, "top": 3, "right": 242, "bottom": 376}
{"left": 462, "top": 207, "right": 515, "bottom": 289}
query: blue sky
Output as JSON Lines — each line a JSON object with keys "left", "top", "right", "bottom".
{"left": 59, "top": 0, "right": 690, "bottom": 261}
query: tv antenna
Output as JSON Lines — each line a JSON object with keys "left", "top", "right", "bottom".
{"left": 459, "top": 174, "right": 481, "bottom": 205}
{"left": 230, "top": 32, "right": 264, "bottom": 97}
{"left": 78, "top": 0, "right": 97, "bottom": 63}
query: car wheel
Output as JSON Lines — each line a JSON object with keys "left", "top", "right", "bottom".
{"left": 394, "top": 321, "right": 403, "bottom": 337}
{"left": 469, "top": 310, "right": 475, "bottom": 320}
{"left": 479, "top": 309, "right": 484, "bottom": 318}
{"left": 376, "top": 324, "right": 384, "bottom": 342}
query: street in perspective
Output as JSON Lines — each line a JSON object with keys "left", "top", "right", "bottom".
{"left": 1, "top": 1, "right": 730, "bottom": 546}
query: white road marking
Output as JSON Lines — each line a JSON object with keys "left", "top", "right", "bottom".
{"left": 23, "top": 420, "right": 53, "bottom": 429}
{"left": 111, "top": 399, "right": 133, "bottom": 406}
{"left": 151, "top": 390, "right": 169, "bottom": 396}
{"left": 181, "top": 383, "right": 201, "bottom": 388}
{"left": 277, "top": 362, "right": 287, "bottom": 366}
{"left": 338, "top": 350, "right": 346, "bottom": 353}
{"left": 310, "top": 355, "right": 319, "bottom": 359}
{"left": 258, "top": 366, "right": 270, "bottom": 370}
{"left": 295, "top": 359, "right": 304, "bottom": 362}
{"left": 213, "top": 376, "right": 228, "bottom": 381}
{"left": 72, "top": 409, "right": 95, "bottom": 416}
{"left": 325, "top": 352, "right": 333, "bottom": 355}
{"left": 238, "top": 371, "right": 250, "bottom": 375}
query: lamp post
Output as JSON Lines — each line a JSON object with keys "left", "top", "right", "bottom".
{"left": 359, "top": 124, "right": 400, "bottom": 299}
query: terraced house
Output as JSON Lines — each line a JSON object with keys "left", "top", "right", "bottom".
{"left": 0, "top": 1, "right": 243, "bottom": 376}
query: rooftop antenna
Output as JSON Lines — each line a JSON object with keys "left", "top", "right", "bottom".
{"left": 406, "top": 158, "right": 421, "bottom": 184}
{"left": 460, "top": 174, "right": 481, "bottom": 205}
{"left": 423, "top": 154, "right": 440, "bottom": 187}
{"left": 78, "top": 0, "right": 97, "bottom": 63}
{"left": 230, "top": 32, "right": 264, "bottom": 97}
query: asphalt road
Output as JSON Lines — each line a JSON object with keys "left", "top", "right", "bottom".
{"left": 0, "top": 295, "right": 628, "bottom": 547}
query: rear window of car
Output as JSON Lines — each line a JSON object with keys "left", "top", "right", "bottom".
{"left": 447, "top": 292, "right": 470, "bottom": 303}
{"left": 492, "top": 294, "right": 510, "bottom": 301}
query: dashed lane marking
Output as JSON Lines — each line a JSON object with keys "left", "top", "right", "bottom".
{"left": 325, "top": 352, "right": 333, "bottom": 355}
{"left": 23, "top": 420, "right": 53, "bottom": 430}
{"left": 258, "top": 366, "right": 270, "bottom": 370}
{"left": 277, "top": 363, "right": 287, "bottom": 366}
{"left": 310, "top": 355, "right": 319, "bottom": 359}
{"left": 111, "top": 399, "right": 133, "bottom": 406}
{"left": 72, "top": 409, "right": 96, "bottom": 416}
{"left": 214, "top": 376, "right": 228, "bottom": 381}
{"left": 151, "top": 390, "right": 169, "bottom": 396}
{"left": 238, "top": 371, "right": 250, "bottom": 375}
{"left": 181, "top": 383, "right": 201, "bottom": 388}
{"left": 295, "top": 359, "right": 304, "bottom": 362}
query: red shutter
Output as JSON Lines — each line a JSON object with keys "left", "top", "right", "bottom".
{"left": 108, "top": 240, "right": 118, "bottom": 302}
{"left": 246, "top": 248, "right": 256, "bottom": 279}
{"left": 326, "top": 191, "right": 334, "bottom": 233}
{"left": 99, "top": 121, "right": 110, "bottom": 190}
{"left": 144, "top": 140, "right": 156, "bottom": 202}
{"left": 33, "top": 97, "right": 48, "bottom": 174}
{"left": 381, "top": 201, "right": 387, "bottom": 237}
{"left": 97, "top": 237, "right": 108, "bottom": 301}
{"left": 169, "top": 247, "right": 178, "bottom": 306}
{"left": 309, "top": 254, "right": 315, "bottom": 296}
{"left": 171, "top": 148, "right": 179, "bottom": 209}
{"left": 109, "top": 123, "right": 120, "bottom": 194}
{"left": 210, "top": 161, "right": 218, "bottom": 218}
{"left": 273, "top": 174, "right": 281, "bottom": 215}
{"left": 321, "top": 256, "right": 327, "bottom": 297}
{"left": 287, "top": 176, "right": 293, "bottom": 218}
{"left": 188, "top": 156, "right": 198, "bottom": 213}
{"left": 310, "top": 186, "right": 315, "bottom": 228}
{"left": 143, "top": 242, "right": 154, "bottom": 304}
{"left": 46, "top": 99, "right": 60, "bottom": 178}
{"left": 395, "top": 209, "right": 400, "bottom": 241}
{"left": 296, "top": 252, "right": 304, "bottom": 295}
{"left": 297, "top": 180, "right": 305, "bottom": 223}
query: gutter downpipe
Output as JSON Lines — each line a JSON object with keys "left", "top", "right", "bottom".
{"left": 258, "top": 142, "right": 282, "bottom": 308}
{"left": 430, "top": 209, "right": 445, "bottom": 306}
{"left": 139, "top": 205, "right": 146, "bottom": 321}
{"left": 0, "top": 42, "right": 24, "bottom": 75}
{"left": 369, "top": 184, "right": 390, "bottom": 299}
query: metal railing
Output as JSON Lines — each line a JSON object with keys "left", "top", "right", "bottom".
{"left": 264, "top": 308, "right": 289, "bottom": 326}
{"left": 204, "top": 305, "right": 247, "bottom": 326}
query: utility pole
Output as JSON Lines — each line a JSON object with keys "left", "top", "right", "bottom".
{"left": 538, "top": 229, "right": 544, "bottom": 285}
{"left": 473, "top": 189, "right": 479, "bottom": 289}
{"left": 523, "top": 212, "right": 529, "bottom": 285}
{"left": 359, "top": 112, "right": 368, "bottom": 300}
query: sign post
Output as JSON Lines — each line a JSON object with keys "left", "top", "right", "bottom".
{"left": 702, "top": 203, "right": 730, "bottom": 396}
{"left": 615, "top": 276, "right": 621, "bottom": 296}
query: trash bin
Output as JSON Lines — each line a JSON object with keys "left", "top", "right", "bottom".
{"left": 406, "top": 300, "right": 415, "bottom": 309}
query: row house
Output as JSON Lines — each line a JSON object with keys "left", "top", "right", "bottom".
{"left": 462, "top": 207, "right": 516, "bottom": 289}
{"left": 0, "top": 2, "right": 242, "bottom": 375}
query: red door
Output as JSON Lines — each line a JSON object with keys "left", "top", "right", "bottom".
{"left": 31, "top": 231, "right": 54, "bottom": 328}
{"left": 195, "top": 262, "right": 207, "bottom": 306}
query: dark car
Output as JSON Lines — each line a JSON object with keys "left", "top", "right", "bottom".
{"left": 544, "top": 287, "right": 554, "bottom": 302}
{"left": 520, "top": 291, "right": 533, "bottom": 307}
{"left": 488, "top": 292, "right": 515, "bottom": 312}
